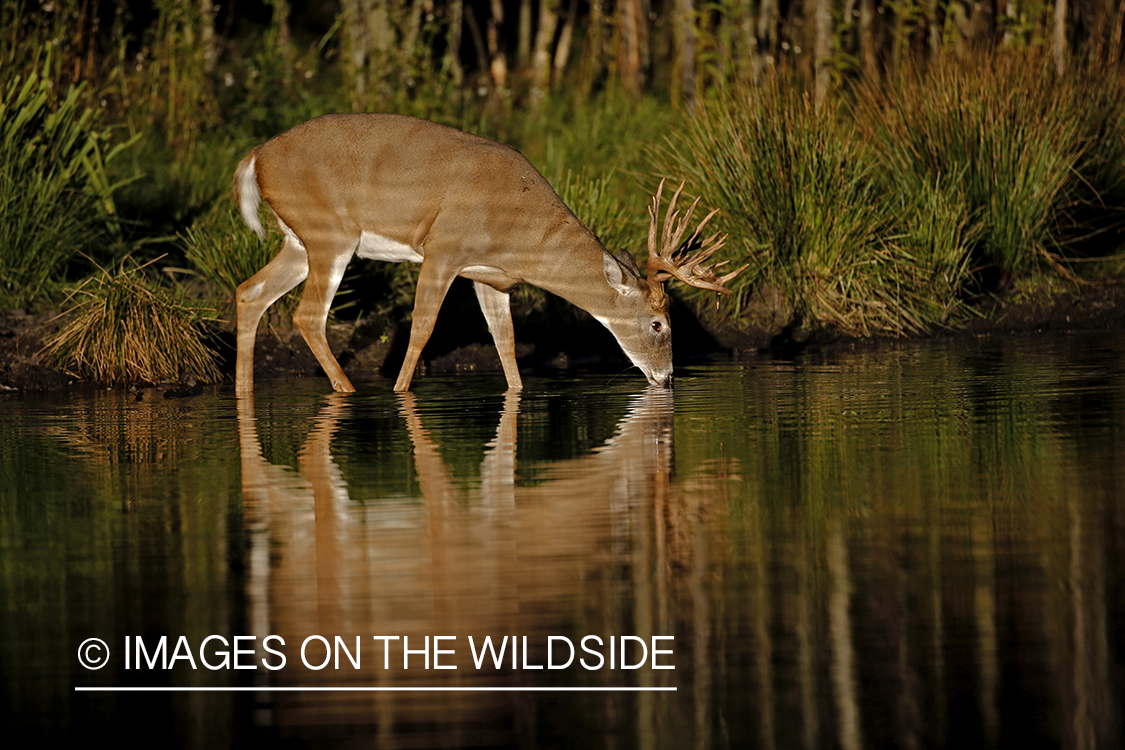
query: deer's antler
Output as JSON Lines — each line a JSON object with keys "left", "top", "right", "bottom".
{"left": 647, "top": 179, "right": 747, "bottom": 309}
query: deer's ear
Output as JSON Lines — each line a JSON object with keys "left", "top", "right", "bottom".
{"left": 614, "top": 249, "right": 642, "bottom": 277}
{"left": 604, "top": 252, "right": 642, "bottom": 296}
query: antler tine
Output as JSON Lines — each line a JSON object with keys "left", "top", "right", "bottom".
{"left": 672, "top": 208, "right": 721, "bottom": 264}
{"left": 679, "top": 231, "right": 726, "bottom": 268}
{"left": 717, "top": 260, "right": 750, "bottom": 287}
{"left": 647, "top": 180, "right": 672, "bottom": 307}
{"left": 662, "top": 182, "right": 704, "bottom": 264}
{"left": 647, "top": 178, "right": 665, "bottom": 261}
{"left": 646, "top": 180, "right": 747, "bottom": 299}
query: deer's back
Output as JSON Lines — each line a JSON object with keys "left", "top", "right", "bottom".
{"left": 254, "top": 115, "right": 571, "bottom": 237}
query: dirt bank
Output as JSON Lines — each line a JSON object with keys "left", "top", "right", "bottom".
{"left": 697, "top": 280, "right": 1125, "bottom": 354}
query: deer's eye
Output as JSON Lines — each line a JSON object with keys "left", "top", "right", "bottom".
{"left": 651, "top": 321, "right": 663, "bottom": 333}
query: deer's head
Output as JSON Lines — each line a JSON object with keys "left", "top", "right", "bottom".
{"left": 599, "top": 180, "right": 747, "bottom": 388}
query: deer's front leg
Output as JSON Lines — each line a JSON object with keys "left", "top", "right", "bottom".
{"left": 473, "top": 281, "right": 523, "bottom": 391}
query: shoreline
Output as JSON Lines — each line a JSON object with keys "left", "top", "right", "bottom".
{"left": 3, "top": 282, "right": 1124, "bottom": 394}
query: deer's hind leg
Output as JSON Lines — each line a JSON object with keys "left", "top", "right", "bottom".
{"left": 236, "top": 233, "right": 310, "bottom": 394}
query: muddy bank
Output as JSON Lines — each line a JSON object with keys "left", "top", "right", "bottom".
{"left": 0, "top": 308, "right": 71, "bottom": 392}
{"left": 698, "top": 281, "right": 1125, "bottom": 353}
{"left": 3, "top": 282, "right": 1124, "bottom": 393}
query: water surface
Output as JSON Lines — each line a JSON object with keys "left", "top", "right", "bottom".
{"left": 2, "top": 332, "right": 1123, "bottom": 748}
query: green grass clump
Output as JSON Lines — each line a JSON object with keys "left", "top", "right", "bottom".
{"left": 0, "top": 57, "right": 133, "bottom": 306}
{"left": 42, "top": 258, "right": 220, "bottom": 385}
{"left": 661, "top": 81, "right": 956, "bottom": 336}
{"left": 888, "top": 175, "right": 979, "bottom": 325}
{"left": 854, "top": 53, "right": 1090, "bottom": 278}
{"left": 181, "top": 200, "right": 293, "bottom": 315}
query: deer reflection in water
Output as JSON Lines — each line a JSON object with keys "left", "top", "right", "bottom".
{"left": 236, "top": 388, "right": 680, "bottom": 744}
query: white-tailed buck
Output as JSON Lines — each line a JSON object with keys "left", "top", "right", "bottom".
{"left": 233, "top": 114, "right": 744, "bottom": 393}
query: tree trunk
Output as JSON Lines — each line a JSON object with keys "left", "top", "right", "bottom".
{"left": 618, "top": 0, "right": 645, "bottom": 96}
{"left": 200, "top": 0, "right": 218, "bottom": 73}
{"left": 447, "top": 0, "right": 464, "bottom": 86}
{"left": 341, "top": 0, "right": 368, "bottom": 107}
{"left": 1054, "top": 0, "right": 1068, "bottom": 75}
{"left": 814, "top": 0, "right": 833, "bottom": 109}
{"left": 755, "top": 0, "right": 779, "bottom": 78}
{"left": 340, "top": 0, "right": 396, "bottom": 108}
{"left": 401, "top": 0, "right": 424, "bottom": 64}
{"left": 580, "top": 0, "right": 608, "bottom": 96}
{"left": 1112, "top": 0, "right": 1125, "bottom": 64}
{"left": 518, "top": 0, "right": 533, "bottom": 66}
{"left": 859, "top": 0, "right": 876, "bottom": 77}
{"left": 366, "top": 0, "right": 393, "bottom": 73}
{"left": 927, "top": 0, "right": 942, "bottom": 54}
{"left": 465, "top": 4, "right": 493, "bottom": 82}
{"left": 673, "top": 0, "right": 697, "bottom": 107}
{"left": 487, "top": 0, "right": 508, "bottom": 92}
{"left": 891, "top": 0, "right": 909, "bottom": 70}
{"left": 530, "top": 0, "right": 561, "bottom": 109}
{"left": 553, "top": 0, "right": 580, "bottom": 81}
{"left": 967, "top": 0, "right": 993, "bottom": 45}
{"left": 1001, "top": 0, "right": 1016, "bottom": 46}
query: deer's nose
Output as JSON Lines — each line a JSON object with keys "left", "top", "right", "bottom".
{"left": 646, "top": 370, "right": 673, "bottom": 389}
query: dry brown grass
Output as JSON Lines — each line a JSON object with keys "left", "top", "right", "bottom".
{"left": 41, "top": 257, "right": 220, "bottom": 385}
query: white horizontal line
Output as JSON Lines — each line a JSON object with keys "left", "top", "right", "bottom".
{"left": 76, "top": 686, "right": 676, "bottom": 693}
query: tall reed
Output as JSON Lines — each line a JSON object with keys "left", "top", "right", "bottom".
{"left": 0, "top": 57, "right": 132, "bottom": 306}
{"left": 853, "top": 53, "right": 1090, "bottom": 278}
{"left": 661, "top": 80, "right": 960, "bottom": 335}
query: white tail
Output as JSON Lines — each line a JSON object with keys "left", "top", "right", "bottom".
{"left": 232, "top": 113, "right": 744, "bottom": 393}
{"left": 236, "top": 155, "right": 265, "bottom": 240}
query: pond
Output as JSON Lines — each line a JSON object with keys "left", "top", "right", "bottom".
{"left": 2, "top": 331, "right": 1123, "bottom": 749}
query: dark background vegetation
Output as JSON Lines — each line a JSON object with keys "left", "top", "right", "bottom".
{"left": 1, "top": 0, "right": 1124, "bottom": 384}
